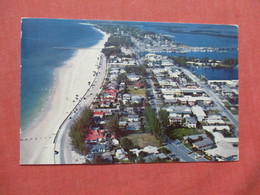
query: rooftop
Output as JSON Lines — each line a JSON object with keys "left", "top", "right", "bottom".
{"left": 192, "top": 106, "right": 206, "bottom": 117}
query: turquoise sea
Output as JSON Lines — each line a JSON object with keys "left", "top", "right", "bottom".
{"left": 21, "top": 19, "right": 104, "bottom": 130}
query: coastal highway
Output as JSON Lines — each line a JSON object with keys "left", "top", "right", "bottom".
{"left": 180, "top": 67, "right": 239, "bottom": 132}
{"left": 54, "top": 53, "right": 107, "bottom": 164}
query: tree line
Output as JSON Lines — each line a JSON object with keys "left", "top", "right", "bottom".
{"left": 69, "top": 107, "right": 93, "bottom": 155}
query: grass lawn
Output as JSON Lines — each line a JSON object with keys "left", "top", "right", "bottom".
{"left": 128, "top": 87, "right": 146, "bottom": 96}
{"left": 230, "top": 107, "right": 238, "bottom": 115}
{"left": 119, "top": 159, "right": 131, "bottom": 163}
{"left": 125, "top": 133, "right": 161, "bottom": 148}
{"left": 167, "top": 128, "right": 201, "bottom": 140}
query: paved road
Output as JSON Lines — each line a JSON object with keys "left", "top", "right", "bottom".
{"left": 180, "top": 67, "right": 239, "bottom": 131}
{"left": 54, "top": 53, "right": 108, "bottom": 164}
{"left": 146, "top": 76, "right": 160, "bottom": 113}
{"left": 166, "top": 141, "right": 208, "bottom": 162}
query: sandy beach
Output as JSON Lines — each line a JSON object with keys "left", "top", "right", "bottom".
{"left": 20, "top": 29, "right": 109, "bottom": 164}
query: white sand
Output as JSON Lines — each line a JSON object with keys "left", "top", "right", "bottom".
{"left": 20, "top": 30, "right": 109, "bottom": 164}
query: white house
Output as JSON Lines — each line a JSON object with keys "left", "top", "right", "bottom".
{"left": 191, "top": 106, "right": 206, "bottom": 121}
{"left": 127, "top": 74, "right": 140, "bottom": 81}
{"left": 184, "top": 117, "right": 197, "bottom": 128}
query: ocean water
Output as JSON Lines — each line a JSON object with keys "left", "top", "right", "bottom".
{"left": 21, "top": 20, "right": 238, "bottom": 130}
{"left": 187, "top": 67, "right": 238, "bottom": 80}
{"left": 21, "top": 19, "right": 104, "bottom": 130}
{"left": 131, "top": 22, "right": 238, "bottom": 79}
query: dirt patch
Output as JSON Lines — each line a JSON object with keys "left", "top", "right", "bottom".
{"left": 126, "top": 133, "right": 161, "bottom": 148}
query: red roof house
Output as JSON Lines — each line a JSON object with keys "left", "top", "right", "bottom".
{"left": 85, "top": 129, "right": 105, "bottom": 143}
{"left": 93, "top": 111, "right": 108, "bottom": 118}
{"left": 134, "top": 83, "right": 143, "bottom": 89}
{"left": 106, "top": 89, "right": 118, "bottom": 94}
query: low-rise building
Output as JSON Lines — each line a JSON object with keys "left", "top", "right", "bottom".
{"left": 184, "top": 134, "right": 215, "bottom": 150}
{"left": 205, "top": 141, "right": 238, "bottom": 161}
{"left": 191, "top": 106, "right": 206, "bottom": 121}
{"left": 203, "top": 125, "right": 231, "bottom": 133}
{"left": 127, "top": 122, "right": 141, "bottom": 131}
{"left": 184, "top": 117, "right": 197, "bottom": 128}
{"left": 161, "top": 88, "right": 182, "bottom": 96}
{"left": 85, "top": 129, "right": 106, "bottom": 144}
{"left": 90, "top": 144, "right": 107, "bottom": 154}
{"left": 127, "top": 74, "right": 140, "bottom": 81}
{"left": 127, "top": 114, "right": 140, "bottom": 122}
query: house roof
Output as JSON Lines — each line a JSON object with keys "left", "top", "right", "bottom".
{"left": 93, "top": 111, "right": 107, "bottom": 116}
{"left": 156, "top": 153, "right": 168, "bottom": 159}
{"left": 206, "top": 119, "right": 225, "bottom": 125}
{"left": 203, "top": 125, "right": 231, "bottom": 132}
{"left": 185, "top": 117, "right": 197, "bottom": 124}
{"left": 192, "top": 138, "right": 214, "bottom": 149}
{"left": 106, "top": 89, "right": 118, "bottom": 94}
{"left": 135, "top": 83, "right": 143, "bottom": 87}
{"left": 128, "top": 114, "right": 139, "bottom": 119}
{"left": 184, "top": 133, "right": 205, "bottom": 140}
{"left": 213, "top": 132, "right": 239, "bottom": 143}
{"left": 85, "top": 130, "right": 105, "bottom": 141}
{"left": 143, "top": 146, "right": 159, "bottom": 154}
{"left": 192, "top": 106, "right": 206, "bottom": 117}
{"left": 206, "top": 141, "right": 238, "bottom": 159}
{"left": 89, "top": 143, "right": 107, "bottom": 153}
{"left": 207, "top": 115, "right": 222, "bottom": 120}
{"left": 127, "top": 122, "right": 141, "bottom": 131}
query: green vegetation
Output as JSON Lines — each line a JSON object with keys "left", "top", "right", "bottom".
{"left": 207, "top": 109, "right": 221, "bottom": 115}
{"left": 101, "top": 34, "right": 134, "bottom": 58}
{"left": 230, "top": 107, "right": 238, "bottom": 115}
{"left": 173, "top": 56, "right": 188, "bottom": 66}
{"left": 158, "top": 109, "right": 170, "bottom": 130}
{"left": 144, "top": 105, "right": 162, "bottom": 138}
{"left": 168, "top": 55, "right": 238, "bottom": 68}
{"left": 117, "top": 73, "right": 129, "bottom": 84}
{"left": 102, "top": 47, "right": 121, "bottom": 58}
{"left": 125, "top": 65, "right": 147, "bottom": 77}
{"left": 92, "top": 154, "right": 107, "bottom": 164}
{"left": 120, "top": 137, "right": 134, "bottom": 150}
{"left": 69, "top": 107, "right": 93, "bottom": 155}
{"left": 105, "top": 35, "right": 133, "bottom": 48}
{"left": 166, "top": 127, "right": 201, "bottom": 140}
{"left": 128, "top": 88, "right": 146, "bottom": 96}
{"left": 222, "top": 58, "right": 238, "bottom": 66}
{"left": 123, "top": 133, "right": 161, "bottom": 148}
{"left": 106, "top": 114, "right": 122, "bottom": 136}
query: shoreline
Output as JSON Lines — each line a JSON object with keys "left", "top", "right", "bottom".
{"left": 20, "top": 29, "right": 109, "bottom": 164}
